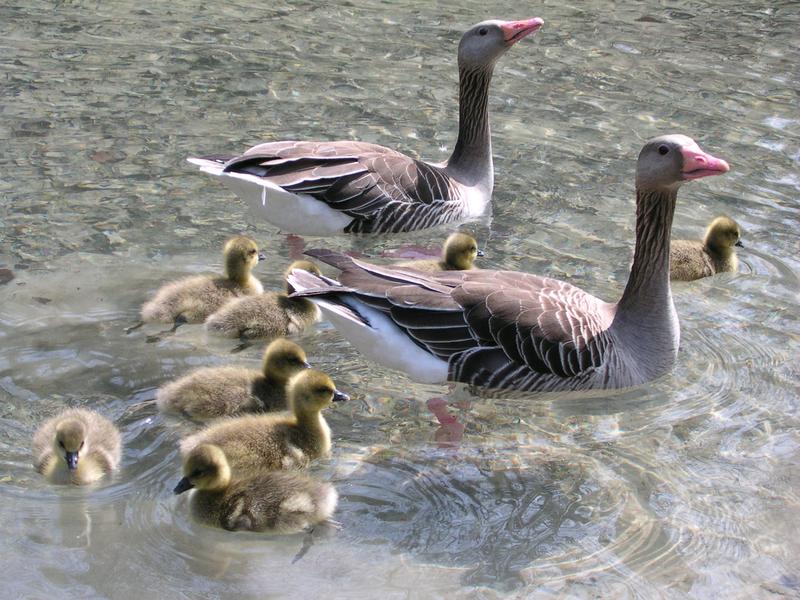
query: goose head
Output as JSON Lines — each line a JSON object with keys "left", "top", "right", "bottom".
{"left": 636, "top": 135, "right": 730, "bottom": 191}
{"left": 284, "top": 260, "right": 321, "bottom": 294}
{"left": 704, "top": 216, "right": 743, "bottom": 253}
{"left": 458, "top": 18, "right": 544, "bottom": 69}
{"left": 288, "top": 369, "right": 349, "bottom": 415}
{"left": 223, "top": 236, "right": 262, "bottom": 282}
{"left": 174, "top": 443, "right": 231, "bottom": 494}
{"left": 443, "top": 232, "right": 483, "bottom": 270}
{"left": 262, "top": 338, "right": 310, "bottom": 381}
{"left": 54, "top": 419, "right": 87, "bottom": 471}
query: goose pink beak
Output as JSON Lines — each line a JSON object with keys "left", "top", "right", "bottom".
{"left": 500, "top": 18, "right": 544, "bottom": 45}
{"left": 681, "top": 143, "right": 730, "bottom": 180}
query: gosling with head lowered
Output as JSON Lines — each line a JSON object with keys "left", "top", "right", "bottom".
{"left": 156, "top": 338, "right": 310, "bottom": 420}
{"left": 129, "top": 235, "right": 263, "bottom": 337}
{"left": 671, "top": 216, "right": 743, "bottom": 281}
{"left": 33, "top": 408, "right": 122, "bottom": 485}
{"left": 179, "top": 369, "right": 348, "bottom": 476}
{"left": 174, "top": 443, "right": 338, "bottom": 533}
{"left": 205, "top": 260, "right": 322, "bottom": 350}
{"left": 394, "top": 232, "right": 483, "bottom": 272}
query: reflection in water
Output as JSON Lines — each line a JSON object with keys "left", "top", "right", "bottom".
{"left": 0, "top": 0, "right": 799, "bottom": 597}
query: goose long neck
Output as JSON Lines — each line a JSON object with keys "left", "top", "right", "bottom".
{"left": 618, "top": 187, "right": 677, "bottom": 316}
{"left": 446, "top": 65, "right": 494, "bottom": 189}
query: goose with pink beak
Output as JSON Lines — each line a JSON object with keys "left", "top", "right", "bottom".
{"left": 188, "top": 18, "right": 544, "bottom": 235}
{"left": 288, "top": 135, "right": 731, "bottom": 392}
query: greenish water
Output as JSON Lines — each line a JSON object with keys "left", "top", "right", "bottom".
{"left": 1, "top": 1, "right": 798, "bottom": 598}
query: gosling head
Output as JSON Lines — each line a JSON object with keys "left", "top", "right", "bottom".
{"left": 636, "top": 135, "right": 730, "bottom": 191}
{"left": 704, "top": 216, "right": 743, "bottom": 254}
{"left": 223, "top": 236, "right": 262, "bottom": 282}
{"left": 288, "top": 369, "right": 349, "bottom": 415}
{"left": 54, "top": 419, "right": 87, "bottom": 471}
{"left": 458, "top": 18, "right": 543, "bottom": 70}
{"left": 442, "top": 232, "right": 483, "bottom": 270}
{"left": 174, "top": 444, "right": 230, "bottom": 494}
{"left": 284, "top": 260, "right": 321, "bottom": 294}
{"left": 262, "top": 338, "right": 311, "bottom": 381}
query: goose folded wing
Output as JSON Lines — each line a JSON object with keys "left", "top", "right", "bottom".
{"left": 214, "top": 141, "right": 455, "bottom": 220}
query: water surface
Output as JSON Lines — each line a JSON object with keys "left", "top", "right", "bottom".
{"left": 1, "top": 0, "right": 799, "bottom": 598}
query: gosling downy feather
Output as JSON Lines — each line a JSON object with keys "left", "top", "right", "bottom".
{"left": 670, "top": 216, "right": 743, "bottom": 281}
{"left": 33, "top": 408, "right": 122, "bottom": 485}
{"left": 174, "top": 444, "right": 338, "bottom": 533}
{"left": 156, "top": 338, "right": 310, "bottom": 420}
{"left": 205, "top": 260, "right": 321, "bottom": 341}
{"left": 179, "top": 369, "right": 349, "bottom": 476}
{"left": 394, "top": 232, "right": 483, "bottom": 273}
{"left": 140, "top": 236, "right": 264, "bottom": 325}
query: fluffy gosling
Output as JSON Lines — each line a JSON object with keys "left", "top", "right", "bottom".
{"left": 174, "top": 443, "right": 338, "bottom": 533}
{"left": 671, "top": 216, "right": 743, "bottom": 281}
{"left": 205, "top": 260, "right": 321, "bottom": 347}
{"left": 179, "top": 369, "right": 348, "bottom": 476}
{"left": 33, "top": 408, "right": 121, "bottom": 485}
{"left": 155, "top": 338, "right": 310, "bottom": 420}
{"left": 395, "top": 232, "right": 483, "bottom": 272}
{"left": 132, "top": 236, "right": 264, "bottom": 336}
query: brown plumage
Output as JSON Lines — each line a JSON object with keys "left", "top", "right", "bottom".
{"left": 394, "top": 232, "right": 482, "bottom": 272}
{"left": 179, "top": 369, "right": 349, "bottom": 477}
{"left": 670, "top": 216, "right": 742, "bottom": 281}
{"left": 205, "top": 260, "right": 321, "bottom": 340}
{"left": 289, "top": 135, "right": 731, "bottom": 392}
{"left": 173, "top": 444, "right": 338, "bottom": 533}
{"left": 33, "top": 408, "right": 122, "bottom": 485}
{"left": 141, "top": 236, "right": 263, "bottom": 324}
{"left": 155, "top": 339, "right": 310, "bottom": 420}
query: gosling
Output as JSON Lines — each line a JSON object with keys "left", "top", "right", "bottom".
{"left": 394, "top": 232, "right": 483, "bottom": 272}
{"left": 671, "top": 216, "right": 743, "bottom": 281}
{"left": 205, "top": 260, "right": 321, "bottom": 346}
{"left": 133, "top": 236, "right": 264, "bottom": 335}
{"left": 33, "top": 408, "right": 122, "bottom": 485}
{"left": 179, "top": 369, "right": 349, "bottom": 476}
{"left": 174, "top": 443, "right": 338, "bottom": 533}
{"left": 155, "top": 339, "right": 310, "bottom": 420}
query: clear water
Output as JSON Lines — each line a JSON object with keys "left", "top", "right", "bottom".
{"left": 1, "top": 0, "right": 799, "bottom": 598}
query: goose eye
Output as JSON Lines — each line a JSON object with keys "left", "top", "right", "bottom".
{"left": 658, "top": 145, "right": 669, "bottom": 155}
{"left": 478, "top": 27, "right": 488, "bottom": 36}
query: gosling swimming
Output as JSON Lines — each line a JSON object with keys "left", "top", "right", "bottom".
{"left": 205, "top": 260, "right": 321, "bottom": 352}
{"left": 671, "top": 216, "right": 743, "bottom": 281}
{"left": 33, "top": 408, "right": 122, "bottom": 485}
{"left": 156, "top": 339, "right": 310, "bottom": 420}
{"left": 179, "top": 369, "right": 348, "bottom": 476}
{"left": 129, "top": 236, "right": 264, "bottom": 338}
{"left": 394, "top": 232, "right": 483, "bottom": 272}
{"left": 174, "top": 443, "right": 338, "bottom": 533}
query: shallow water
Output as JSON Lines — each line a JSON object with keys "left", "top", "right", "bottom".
{"left": 1, "top": 0, "right": 799, "bottom": 598}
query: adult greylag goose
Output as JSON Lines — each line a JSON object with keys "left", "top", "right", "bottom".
{"left": 187, "top": 18, "right": 544, "bottom": 235}
{"left": 670, "top": 216, "right": 743, "bottom": 281}
{"left": 287, "top": 135, "right": 730, "bottom": 392}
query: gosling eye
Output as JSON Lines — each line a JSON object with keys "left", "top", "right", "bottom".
{"left": 79, "top": 441, "right": 84, "bottom": 450}
{"left": 190, "top": 469, "right": 203, "bottom": 478}
{"left": 478, "top": 27, "right": 488, "bottom": 36}
{"left": 658, "top": 145, "right": 669, "bottom": 155}
{"left": 248, "top": 249, "right": 257, "bottom": 255}
{"left": 58, "top": 441, "right": 65, "bottom": 449}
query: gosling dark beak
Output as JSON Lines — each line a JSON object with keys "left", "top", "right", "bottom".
{"left": 476, "top": 249, "right": 485, "bottom": 257}
{"left": 173, "top": 477, "right": 195, "bottom": 495}
{"left": 302, "top": 361, "right": 312, "bottom": 369}
{"left": 65, "top": 451, "right": 79, "bottom": 471}
{"left": 332, "top": 389, "right": 350, "bottom": 403}
{"left": 735, "top": 240, "right": 744, "bottom": 248}
{"left": 257, "top": 252, "right": 267, "bottom": 262}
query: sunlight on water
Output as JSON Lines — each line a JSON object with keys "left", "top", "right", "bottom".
{"left": 1, "top": 0, "right": 798, "bottom": 597}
